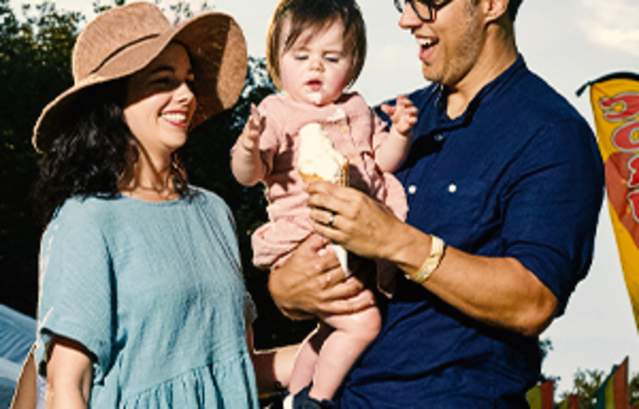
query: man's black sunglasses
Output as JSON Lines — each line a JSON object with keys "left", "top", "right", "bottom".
{"left": 393, "top": 0, "right": 453, "bottom": 22}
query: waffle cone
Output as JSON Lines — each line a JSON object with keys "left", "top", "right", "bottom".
{"left": 300, "top": 162, "right": 349, "bottom": 186}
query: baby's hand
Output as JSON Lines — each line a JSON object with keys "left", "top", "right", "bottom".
{"left": 241, "top": 104, "right": 266, "bottom": 150}
{"left": 381, "top": 95, "right": 418, "bottom": 137}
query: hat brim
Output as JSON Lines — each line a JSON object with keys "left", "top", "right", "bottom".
{"left": 33, "top": 11, "right": 247, "bottom": 153}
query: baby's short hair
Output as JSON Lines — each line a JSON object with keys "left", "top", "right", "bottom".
{"left": 266, "top": 0, "right": 367, "bottom": 89}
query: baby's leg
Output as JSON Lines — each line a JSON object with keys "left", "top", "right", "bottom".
{"left": 287, "top": 323, "right": 332, "bottom": 396}
{"left": 308, "top": 291, "right": 381, "bottom": 401}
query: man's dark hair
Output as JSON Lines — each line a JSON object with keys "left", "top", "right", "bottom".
{"left": 507, "top": 0, "right": 523, "bottom": 21}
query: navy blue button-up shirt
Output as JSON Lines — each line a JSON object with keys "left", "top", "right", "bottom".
{"left": 337, "top": 56, "right": 604, "bottom": 408}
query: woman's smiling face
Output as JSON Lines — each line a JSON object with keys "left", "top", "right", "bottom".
{"left": 123, "top": 42, "right": 197, "bottom": 158}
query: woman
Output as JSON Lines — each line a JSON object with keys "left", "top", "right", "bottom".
{"left": 30, "top": 3, "right": 268, "bottom": 408}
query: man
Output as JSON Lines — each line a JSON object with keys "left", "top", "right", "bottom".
{"left": 268, "top": 0, "right": 604, "bottom": 407}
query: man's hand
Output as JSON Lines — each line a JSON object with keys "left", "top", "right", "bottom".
{"left": 268, "top": 234, "right": 374, "bottom": 320}
{"left": 306, "top": 181, "right": 404, "bottom": 260}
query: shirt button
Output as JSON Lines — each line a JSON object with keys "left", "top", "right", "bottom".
{"left": 408, "top": 185, "right": 417, "bottom": 195}
{"left": 434, "top": 133, "right": 444, "bottom": 142}
{"left": 448, "top": 183, "right": 457, "bottom": 193}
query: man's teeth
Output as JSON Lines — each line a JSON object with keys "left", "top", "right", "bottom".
{"left": 162, "top": 113, "right": 186, "bottom": 123}
{"left": 418, "top": 38, "right": 435, "bottom": 47}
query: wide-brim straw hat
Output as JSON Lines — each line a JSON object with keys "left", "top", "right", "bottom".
{"left": 32, "top": 1, "right": 248, "bottom": 153}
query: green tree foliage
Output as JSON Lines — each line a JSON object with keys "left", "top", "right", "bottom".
{"left": 631, "top": 371, "right": 639, "bottom": 407}
{"left": 569, "top": 368, "right": 605, "bottom": 408}
{"left": 1, "top": 0, "right": 313, "bottom": 349}
{"left": 0, "top": 0, "right": 82, "bottom": 317}
{"left": 539, "top": 338, "right": 561, "bottom": 384}
{"left": 556, "top": 367, "right": 639, "bottom": 408}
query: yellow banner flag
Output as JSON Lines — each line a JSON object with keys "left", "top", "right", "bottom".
{"left": 578, "top": 72, "right": 639, "bottom": 331}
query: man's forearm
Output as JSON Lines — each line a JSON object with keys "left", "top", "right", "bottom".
{"left": 384, "top": 220, "right": 558, "bottom": 336}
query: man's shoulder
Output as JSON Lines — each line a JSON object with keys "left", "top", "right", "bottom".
{"left": 492, "top": 68, "right": 600, "bottom": 169}
{"left": 508, "top": 68, "right": 586, "bottom": 125}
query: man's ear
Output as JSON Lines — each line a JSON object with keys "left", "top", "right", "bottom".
{"left": 482, "top": 0, "right": 509, "bottom": 23}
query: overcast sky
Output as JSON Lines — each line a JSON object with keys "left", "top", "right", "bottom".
{"left": 10, "top": 0, "right": 639, "bottom": 396}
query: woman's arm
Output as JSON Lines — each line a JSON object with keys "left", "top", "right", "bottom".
{"left": 10, "top": 346, "right": 37, "bottom": 409}
{"left": 45, "top": 337, "right": 93, "bottom": 409}
{"left": 246, "top": 325, "right": 299, "bottom": 393}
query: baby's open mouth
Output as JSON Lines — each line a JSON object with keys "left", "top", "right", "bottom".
{"left": 306, "top": 80, "right": 322, "bottom": 91}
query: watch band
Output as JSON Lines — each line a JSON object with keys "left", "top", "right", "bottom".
{"left": 407, "top": 234, "right": 446, "bottom": 284}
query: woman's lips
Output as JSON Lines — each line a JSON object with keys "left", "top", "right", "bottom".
{"left": 161, "top": 111, "right": 189, "bottom": 128}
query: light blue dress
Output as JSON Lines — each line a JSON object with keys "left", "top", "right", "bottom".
{"left": 35, "top": 188, "right": 260, "bottom": 408}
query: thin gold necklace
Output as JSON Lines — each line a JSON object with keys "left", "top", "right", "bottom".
{"left": 124, "top": 184, "right": 179, "bottom": 202}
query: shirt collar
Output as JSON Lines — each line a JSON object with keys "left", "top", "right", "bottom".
{"left": 414, "top": 54, "right": 527, "bottom": 137}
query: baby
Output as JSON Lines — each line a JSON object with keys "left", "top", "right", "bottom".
{"left": 231, "top": 0, "right": 417, "bottom": 406}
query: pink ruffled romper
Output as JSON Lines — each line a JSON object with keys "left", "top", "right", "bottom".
{"left": 243, "top": 92, "right": 408, "bottom": 294}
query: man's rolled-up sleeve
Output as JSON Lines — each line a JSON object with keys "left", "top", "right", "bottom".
{"left": 502, "top": 119, "right": 604, "bottom": 314}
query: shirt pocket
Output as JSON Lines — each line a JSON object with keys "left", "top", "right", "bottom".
{"left": 410, "top": 178, "right": 495, "bottom": 248}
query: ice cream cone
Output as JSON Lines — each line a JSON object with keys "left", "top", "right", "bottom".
{"left": 297, "top": 122, "right": 351, "bottom": 275}
{"left": 297, "top": 122, "right": 349, "bottom": 187}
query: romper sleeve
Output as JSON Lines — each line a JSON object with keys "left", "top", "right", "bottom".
{"left": 371, "top": 110, "right": 391, "bottom": 152}
{"left": 345, "top": 92, "right": 391, "bottom": 153}
{"left": 256, "top": 96, "right": 285, "bottom": 177}
{"left": 344, "top": 92, "right": 389, "bottom": 154}
{"left": 35, "top": 200, "right": 115, "bottom": 384}
{"left": 501, "top": 119, "right": 604, "bottom": 314}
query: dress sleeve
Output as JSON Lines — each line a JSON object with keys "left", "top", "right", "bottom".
{"left": 35, "top": 201, "right": 115, "bottom": 384}
{"left": 501, "top": 119, "right": 604, "bottom": 314}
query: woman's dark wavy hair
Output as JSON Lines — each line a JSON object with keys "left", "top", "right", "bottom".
{"left": 33, "top": 81, "right": 190, "bottom": 226}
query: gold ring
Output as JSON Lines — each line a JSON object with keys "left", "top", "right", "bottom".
{"left": 327, "top": 212, "right": 336, "bottom": 227}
